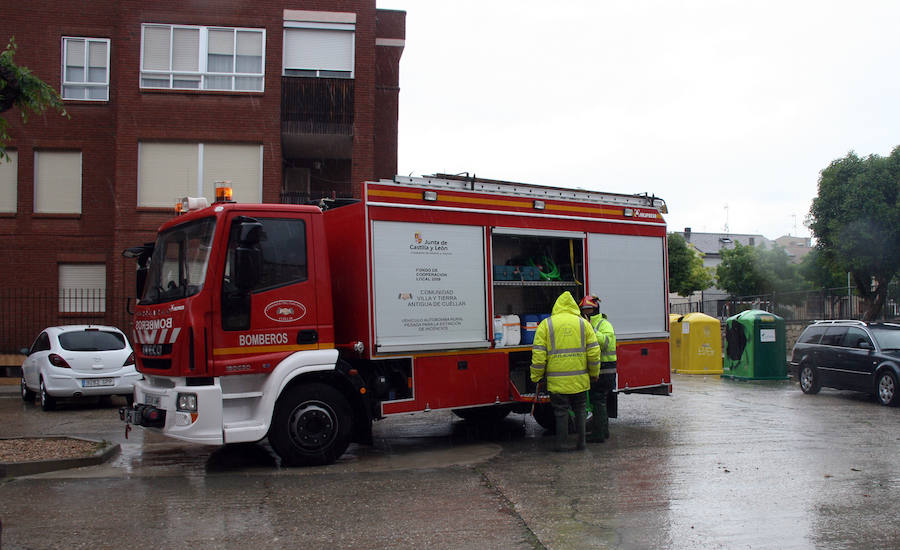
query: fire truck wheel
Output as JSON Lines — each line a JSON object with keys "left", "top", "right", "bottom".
{"left": 452, "top": 405, "right": 512, "bottom": 423}
{"left": 269, "top": 383, "right": 352, "bottom": 467}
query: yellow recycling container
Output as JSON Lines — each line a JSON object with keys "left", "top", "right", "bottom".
{"left": 672, "top": 312, "right": 723, "bottom": 374}
{"left": 669, "top": 314, "right": 684, "bottom": 372}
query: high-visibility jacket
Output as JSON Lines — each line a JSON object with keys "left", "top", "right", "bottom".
{"left": 590, "top": 314, "right": 617, "bottom": 372}
{"left": 530, "top": 291, "right": 601, "bottom": 394}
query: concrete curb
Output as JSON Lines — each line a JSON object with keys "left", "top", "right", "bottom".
{"left": 0, "top": 436, "right": 120, "bottom": 478}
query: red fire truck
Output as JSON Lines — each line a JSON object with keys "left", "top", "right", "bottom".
{"left": 120, "top": 174, "right": 671, "bottom": 465}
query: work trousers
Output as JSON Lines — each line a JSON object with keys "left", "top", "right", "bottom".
{"left": 550, "top": 391, "right": 587, "bottom": 451}
{"left": 589, "top": 367, "right": 616, "bottom": 441}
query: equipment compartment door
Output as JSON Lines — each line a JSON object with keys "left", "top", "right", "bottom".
{"left": 414, "top": 353, "right": 509, "bottom": 410}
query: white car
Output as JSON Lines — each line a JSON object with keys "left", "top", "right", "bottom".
{"left": 20, "top": 325, "right": 141, "bottom": 411}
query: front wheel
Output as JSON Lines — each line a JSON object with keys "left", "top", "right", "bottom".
{"left": 875, "top": 370, "right": 898, "bottom": 406}
{"left": 799, "top": 364, "right": 820, "bottom": 395}
{"left": 268, "top": 383, "right": 352, "bottom": 467}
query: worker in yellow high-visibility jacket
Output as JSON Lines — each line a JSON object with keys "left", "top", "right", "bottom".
{"left": 579, "top": 294, "right": 617, "bottom": 443}
{"left": 531, "top": 291, "right": 602, "bottom": 451}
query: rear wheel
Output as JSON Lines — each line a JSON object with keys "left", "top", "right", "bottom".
{"left": 875, "top": 370, "right": 898, "bottom": 406}
{"left": 268, "top": 383, "right": 352, "bottom": 467}
{"left": 799, "top": 364, "right": 820, "bottom": 395}
{"left": 21, "top": 376, "right": 35, "bottom": 402}
{"left": 40, "top": 378, "right": 56, "bottom": 411}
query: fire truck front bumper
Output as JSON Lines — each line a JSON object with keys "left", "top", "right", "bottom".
{"left": 118, "top": 379, "right": 225, "bottom": 445}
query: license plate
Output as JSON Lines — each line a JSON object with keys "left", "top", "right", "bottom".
{"left": 144, "top": 393, "right": 162, "bottom": 407}
{"left": 82, "top": 377, "right": 114, "bottom": 388}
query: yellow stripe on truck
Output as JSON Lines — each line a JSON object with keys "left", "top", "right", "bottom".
{"left": 213, "top": 343, "right": 334, "bottom": 356}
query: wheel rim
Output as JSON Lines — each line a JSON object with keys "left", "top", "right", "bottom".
{"left": 878, "top": 374, "right": 895, "bottom": 404}
{"left": 287, "top": 400, "right": 337, "bottom": 452}
{"left": 40, "top": 380, "right": 47, "bottom": 406}
{"left": 800, "top": 367, "right": 813, "bottom": 391}
{"left": 21, "top": 378, "right": 27, "bottom": 398}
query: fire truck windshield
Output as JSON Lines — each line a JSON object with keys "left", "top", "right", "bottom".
{"left": 141, "top": 217, "right": 217, "bottom": 305}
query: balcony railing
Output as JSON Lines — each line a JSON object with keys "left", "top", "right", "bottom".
{"left": 281, "top": 77, "right": 354, "bottom": 135}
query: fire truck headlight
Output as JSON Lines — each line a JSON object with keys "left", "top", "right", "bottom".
{"left": 176, "top": 392, "right": 198, "bottom": 412}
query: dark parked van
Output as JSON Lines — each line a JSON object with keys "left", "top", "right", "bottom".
{"left": 790, "top": 320, "right": 900, "bottom": 406}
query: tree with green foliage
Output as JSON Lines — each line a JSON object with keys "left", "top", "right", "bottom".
{"left": 715, "top": 242, "right": 803, "bottom": 297}
{"left": 0, "top": 37, "right": 67, "bottom": 160}
{"left": 798, "top": 248, "right": 847, "bottom": 289}
{"left": 667, "top": 233, "right": 713, "bottom": 297}
{"left": 808, "top": 147, "right": 900, "bottom": 321}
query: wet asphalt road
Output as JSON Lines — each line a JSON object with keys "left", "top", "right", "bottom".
{"left": 1, "top": 374, "right": 899, "bottom": 550}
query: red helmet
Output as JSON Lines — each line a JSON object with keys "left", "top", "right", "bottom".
{"left": 579, "top": 295, "right": 600, "bottom": 309}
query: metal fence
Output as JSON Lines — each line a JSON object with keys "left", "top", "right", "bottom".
{"left": 0, "top": 289, "right": 134, "bottom": 354}
{"left": 670, "top": 284, "right": 900, "bottom": 322}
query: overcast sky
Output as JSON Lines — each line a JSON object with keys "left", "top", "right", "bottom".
{"left": 376, "top": 0, "right": 900, "bottom": 240}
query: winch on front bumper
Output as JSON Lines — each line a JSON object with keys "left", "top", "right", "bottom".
{"left": 119, "top": 404, "right": 166, "bottom": 428}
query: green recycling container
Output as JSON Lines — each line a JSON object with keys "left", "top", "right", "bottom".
{"left": 722, "top": 309, "right": 788, "bottom": 380}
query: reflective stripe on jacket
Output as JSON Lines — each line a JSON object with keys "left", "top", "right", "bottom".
{"left": 531, "top": 291, "right": 601, "bottom": 394}
{"left": 590, "top": 314, "right": 617, "bottom": 363}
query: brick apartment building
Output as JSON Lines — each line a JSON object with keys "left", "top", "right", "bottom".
{"left": 0, "top": 1, "right": 405, "bottom": 353}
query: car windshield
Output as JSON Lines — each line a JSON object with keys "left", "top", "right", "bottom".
{"left": 869, "top": 326, "right": 900, "bottom": 350}
{"left": 142, "top": 217, "right": 217, "bottom": 305}
{"left": 58, "top": 330, "right": 126, "bottom": 351}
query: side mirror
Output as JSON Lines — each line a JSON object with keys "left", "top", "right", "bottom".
{"left": 19, "top": 347, "right": 30, "bottom": 356}
{"left": 123, "top": 243, "right": 155, "bottom": 298}
{"left": 858, "top": 340, "right": 872, "bottom": 350}
{"left": 234, "top": 246, "right": 261, "bottom": 290}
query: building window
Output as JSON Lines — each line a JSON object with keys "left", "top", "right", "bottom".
{"left": 283, "top": 12, "right": 355, "bottom": 78}
{"left": 0, "top": 150, "right": 17, "bottom": 212}
{"left": 141, "top": 24, "right": 265, "bottom": 92}
{"left": 138, "top": 142, "right": 262, "bottom": 207}
{"left": 61, "top": 37, "right": 110, "bottom": 101}
{"left": 34, "top": 150, "right": 81, "bottom": 214}
{"left": 59, "top": 263, "right": 106, "bottom": 313}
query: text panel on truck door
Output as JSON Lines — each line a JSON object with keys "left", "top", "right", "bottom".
{"left": 371, "top": 221, "right": 488, "bottom": 352}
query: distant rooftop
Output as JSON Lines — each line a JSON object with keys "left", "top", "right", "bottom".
{"left": 678, "top": 228, "right": 773, "bottom": 256}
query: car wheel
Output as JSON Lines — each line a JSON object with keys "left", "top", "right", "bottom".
{"left": 799, "top": 364, "right": 820, "bottom": 395}
{"left": 40, "top": 378, "right": 56, "bottom": 411}
{"left": 21, "top": 376, "right": 36, "bottom": 402}
{"left": 268, "top": 383, "right": 352, "bottom": 467}
{"left": 875, "top": 370, "right": 898, "bottom": 407}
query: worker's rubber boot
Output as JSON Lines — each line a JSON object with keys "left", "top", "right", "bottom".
{"left": 554, "top": 413, "right": 568, "bottom": 452}
{"left": 587, "top": 405, "right": 606, "bottom": 443}
{"left": 574, "top": 408, "right": 586, "bottom": 450}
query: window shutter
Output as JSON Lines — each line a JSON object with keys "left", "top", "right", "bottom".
{"left": 236, "top": 31, "right": 263, "bottom": 56}
{"left": 172, "top": 28, "right": 199, "bottom": 71}
{"left": 59, "top": 264, "right": 106, "bottom": 313}
{"left": 138, "top": 142, "right": 199, "bottom": 207}
{"left": 66, "top": 39, "right": 85, "bottom": 68}
{"left": 143, "top": 26, "right": 171, "bottom": 70}
{"left": 208, "top": 29, "right": 235, "bottom": 55}
{"left": 34, "top": 151, "right": 82, "bottom": 214}
{"left": 283, "top": 28, "right": 353, "bottom": 72}
{"left": 0, "top": 150, "right": 16, "bottom": 212}
{"left": 202, "top": 143, "right": 262, "bottom": 203}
